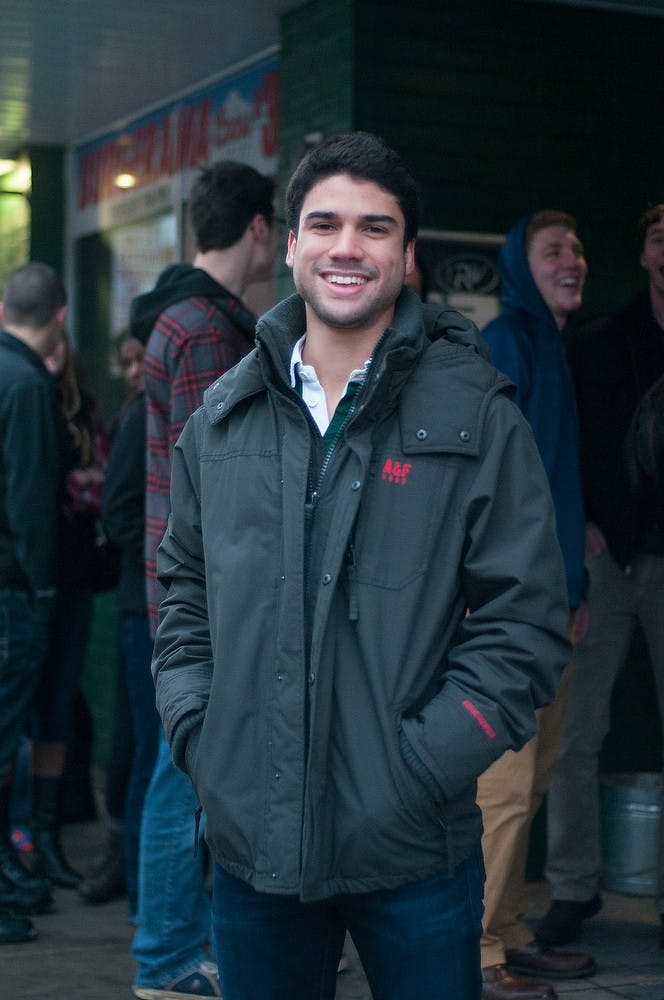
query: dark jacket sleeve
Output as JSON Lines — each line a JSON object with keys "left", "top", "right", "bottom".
{"left": 4, "top": 379, "right": 63, "bottom": 597}
{"left": 101, "top": 395, "right": 146, "bottom": 556}
{"left": 400, "top": 394, "right": 571, "bottom": 801}
{"left": 152, "top": 413, "right": 211, "bottom": 771}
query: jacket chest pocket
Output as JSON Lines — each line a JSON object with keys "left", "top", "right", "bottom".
{"left": 353, "top": 450, "right": 448, "bottom": 590}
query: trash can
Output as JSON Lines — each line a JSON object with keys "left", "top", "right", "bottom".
{"left": 600, "top": 772, "right": 662, "bottom": 896}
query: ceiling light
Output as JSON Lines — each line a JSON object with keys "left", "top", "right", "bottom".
{"left": 114, "top": 172, "right": 137, "bottom": 189}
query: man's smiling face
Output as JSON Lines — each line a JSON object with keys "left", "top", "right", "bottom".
{"left": 285, "top": 173, "right": 415, "bottom": 337}
{"left": 527, "top": 225, "right": 587, "bottom": 329}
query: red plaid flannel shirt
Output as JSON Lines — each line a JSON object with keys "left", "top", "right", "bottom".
{"left": 144, "top": 292, "right": 256, "bottom": 634}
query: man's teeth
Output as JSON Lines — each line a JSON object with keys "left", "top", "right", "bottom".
{"left": 560, "top": 278, "right": 577, "bottom": 287}
{"left": 327, "top": 275, "right": 366, "bottom": 285}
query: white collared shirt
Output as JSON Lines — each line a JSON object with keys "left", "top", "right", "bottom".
{"left": 289, "top": 336, "right": 368, "bottom": 436}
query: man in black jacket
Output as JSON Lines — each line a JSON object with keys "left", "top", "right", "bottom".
{"left": 538, "top": 204, "right": 664, "bottom": 948}
{"left": 0, "top": 263, "right": 69, "bottom": 942}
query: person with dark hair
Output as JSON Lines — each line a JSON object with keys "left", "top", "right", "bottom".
{"left": 29, "top": 328, "right": 111, "bottom": 892}
{"left": 477, "top": 211, "right": 596, "bottom": 999}
{"left": 538, "top": 204, "right": 664, "bottom": 949}
{"left": 130, "top": 161, "right": 278, "bottom": 1000}
{"left": 152, "top": 132, "right": 571, "bottom": 999}
{"left": 78, "top": 332, "right": 151, "bottom": 910}
{"left": 189, "top": 161, "right": 276, "bottom": 252}
{"left": 284, "top": 130, "right": 420, "bottom": 246}
{"left": 0, "top": 263, "right": 69, "bottom": 943}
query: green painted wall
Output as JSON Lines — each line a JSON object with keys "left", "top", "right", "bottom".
{"left": 279, "top": 0, "right": 663, "bottom": 316}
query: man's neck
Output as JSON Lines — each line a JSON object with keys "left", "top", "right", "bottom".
{"left": 2, "top": 322, "right": 46, "bottom": 357}
{"left": 649, "top": 283, "right": 664, "bottom": 330}
{"left": 193, "top": 248, "right": 249, "bottom": 300}
{"left": 300, "top": 316, "right": 387, "bottom": 417}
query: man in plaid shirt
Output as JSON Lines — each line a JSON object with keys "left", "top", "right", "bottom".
{"left": 130, "top": 161, "right": 278, "bottom": 1000}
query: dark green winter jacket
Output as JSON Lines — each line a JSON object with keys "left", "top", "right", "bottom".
{"left": 153, "top": 288, "right": 570, "bottom": 901}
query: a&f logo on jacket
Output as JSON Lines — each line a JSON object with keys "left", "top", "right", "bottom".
{"left": 381, "top": 459, "right": 412, "bottom": 485}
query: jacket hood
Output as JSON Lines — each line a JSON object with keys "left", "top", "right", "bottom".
{"left": 203, "top": 287, "right": 505, "bottom": 428}
{"left": 498, "top": 215, "right": 558, "bottom": 338}
{"left": 253, "top": 287, "right": 490, "bottom": 376}
{"left": 420, "top": 299, "right": 490, "bottom": 359}
{"left": 129, "top": 264, "right": 231, "bottom": 344}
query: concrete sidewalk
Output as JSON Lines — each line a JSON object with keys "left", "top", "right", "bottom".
{"left": 2, "top": 817, "right": 664, "bottom": 999}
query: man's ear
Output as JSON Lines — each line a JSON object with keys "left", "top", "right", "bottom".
{"left": 404, "top": 240, "right": 416, "bottom": 278}
{"left": 285, "top": 230, "right": 297, "bottom": 269}
{"left": 249, "top": 213, "right": 270, "bottom": 245}
{"left": 56, "top": 304, "right": 68, "bottom": 326}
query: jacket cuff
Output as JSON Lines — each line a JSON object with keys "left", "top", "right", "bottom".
{"left": 170, "top": 711, "right": 204, "bottom": 774}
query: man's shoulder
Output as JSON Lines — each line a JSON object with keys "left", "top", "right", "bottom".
{"left": 567, "top": 297, "right": 644, "bottom": 372}
{"left": 606, "top": 289, "right": 652, "bottom": 335}
{"left": 480, "top": 311, "right": 536, "bottom": 384}
{"left": 404, "top": 334, "right": 515, "bottom": 440}
{"left": 150, "top": 293, "right": 254, "bottom": 357}
{"left": 0, "top": 341, "right": 49, "bottom": 394}
{"left": 482, "top": 309, "right": 531, "bottom": 346}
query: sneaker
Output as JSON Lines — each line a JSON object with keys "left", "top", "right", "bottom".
{"left": 133, "top": 962, "right": 221, "bottom": 999}
{"left": 10, "top": 827, "right": 33, "bottom": 854}
{"left": 0, "top": 911, "right": 37, "bottom": 945}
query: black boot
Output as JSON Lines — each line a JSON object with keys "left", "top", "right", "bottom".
{"left": 0, "top": 783, "right": 52, "bottom": 914}
{"left": 0, "top": 838, "right": 51, "bottom": 896}
{"left": 31, "top": 776, "right": 83, "bottom": 889}
{"left": 78, "top": 825, "right": 125, "bottom": 904}
{"left": 0, "top": 908, "right": 37, "bottom": 944}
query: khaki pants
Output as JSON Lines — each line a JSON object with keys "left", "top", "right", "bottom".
{"left": 477, "top": 664, "right": 572, "bottom": 968}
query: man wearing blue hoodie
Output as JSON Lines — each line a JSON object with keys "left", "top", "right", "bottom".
{"left": 477, "top": 212, "right": 595, "bottom": 1000}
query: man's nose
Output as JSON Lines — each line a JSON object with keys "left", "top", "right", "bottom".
{"left": 561, "top": 248, "right": 582, "bottom": 268}
{"left": 329, "top": 225, "right": 363, "bottom": 258}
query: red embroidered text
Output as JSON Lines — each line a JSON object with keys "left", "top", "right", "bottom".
{"left": 462, "top": 700, "right": 497, "bottom": 739}
{"left": 381, "top": 459, "right": 412, "bottom": 485}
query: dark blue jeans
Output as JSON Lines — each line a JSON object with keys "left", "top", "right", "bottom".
{"left": 0, "top": 588, "right": 53, "bottom": 781}
{"left": 211, "top": 848, "right": 484, "bottom": 999}
{"left": 121, "top": 612, "right": 159, "bottom": 915}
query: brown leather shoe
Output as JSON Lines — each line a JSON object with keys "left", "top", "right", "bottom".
{"left": 505, "top": 940, "right": 596, "bottom": 980}
{"left": 482, "top": 964, "right": 556, "bottom": 999}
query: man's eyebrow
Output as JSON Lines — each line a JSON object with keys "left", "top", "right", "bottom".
{"left": 364, "top": 214, "right": 399, "bottom": 225}
{"left": 303, "top": 210, "right": 399, "bottom": 225}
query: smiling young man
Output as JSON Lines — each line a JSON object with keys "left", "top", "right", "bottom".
{"left": 477, "top": 212, "right": 596, "bottom": 1000}
{"left": 152, "top": 135, "right": 571, "bottom": 1000}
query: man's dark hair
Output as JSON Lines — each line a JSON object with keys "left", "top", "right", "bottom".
{"left": 189, "top": 161, "right": 275, "bottom": 252}
{"left": 2, "top": 262, "right": 66, "bottom": 328}
{"left": 285, "top": 132, "right": 421, "bottom": 246}
{"left": 525, "top": 210, "right": 578, "bottom": 252}
{"left": 637, "top": 204, "right": 664, "bottom": 254}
